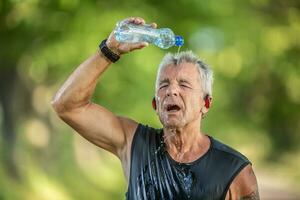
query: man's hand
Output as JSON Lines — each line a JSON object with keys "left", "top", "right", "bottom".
{"left": 106, "top": 17, "right": 157, "bottom": 55}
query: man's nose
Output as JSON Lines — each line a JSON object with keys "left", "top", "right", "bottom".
{"left": 166, "top": 84, "right": 179, "bottom": 97}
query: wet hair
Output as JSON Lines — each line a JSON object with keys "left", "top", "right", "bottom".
{"left": 155, "top": 50, "right": 213, "bottom": 97}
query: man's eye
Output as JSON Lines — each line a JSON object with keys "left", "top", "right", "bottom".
{"left": 180, "top": 84, "right": 190, "bottom": 88}
{"left": 159, "top": 85, "right": 168, "bottom": 89}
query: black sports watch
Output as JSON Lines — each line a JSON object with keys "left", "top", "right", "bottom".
{"left": 99, "top": 39, "right": 120, "bottom": 63}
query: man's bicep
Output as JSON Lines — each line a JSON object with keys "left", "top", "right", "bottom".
{"left": 239, "top": 165, "right": 260, "bottom": 199}
{"left": 226, "top": 164, "right": 260, "bottom": 200}
{"left": 59, "top": 102, "right": 133, "bottom": 156}
{"left": 240, "top": 190, "right": 260, "bottom": 200}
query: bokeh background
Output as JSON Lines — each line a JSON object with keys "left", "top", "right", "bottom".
{"left": 1, "top": 0, "right": 300, "bottom": 199}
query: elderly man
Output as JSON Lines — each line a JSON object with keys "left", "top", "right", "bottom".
{"left": 52, "top": 17, "right": 259, "bottom": 200}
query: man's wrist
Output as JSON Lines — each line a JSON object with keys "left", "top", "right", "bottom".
{"left": 99, "top": 39, "right": 120, "bottom": 63}
{"left": 98, "top": 49, "right": 113, "bottom": 63}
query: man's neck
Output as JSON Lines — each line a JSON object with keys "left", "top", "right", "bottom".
{"left": 163, "top": 121, "right": 209, "bottom": 163}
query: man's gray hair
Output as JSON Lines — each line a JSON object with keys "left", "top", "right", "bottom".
{"left": 155, "top": 51, "right": 213, "bottom": 97}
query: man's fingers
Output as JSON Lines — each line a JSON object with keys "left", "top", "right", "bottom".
{"left": 133, "top": 17, "right": 145, "bottom": 25}
{"left": 118, "top": 42, "right": 148, "bottom": 53}
{"left": 150, "top": 22, "right": 157, "bottom": 28}
{"left": 126, "top": 17, "right": 145, "bottom": 25}
{"left": 130, "top": 42, "right": 149, "bottom": 50}
{"left": 120, "top": 17, "right": 155, "bottom": 28}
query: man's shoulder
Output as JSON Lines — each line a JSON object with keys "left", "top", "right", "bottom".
{"left": 209, "top": 136, "right": 250, "bottom": 163}
{"left": 136, "top": 123, "right": 162, "bottom": 135}
{"left": 132, "top": 123, "right": 162, "bottom": 143}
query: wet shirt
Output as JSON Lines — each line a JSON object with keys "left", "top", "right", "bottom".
{"left": 126, "top": 124, "right": 251, "bottom": 200}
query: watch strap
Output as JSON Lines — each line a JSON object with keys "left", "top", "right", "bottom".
{"left": 99, "top": 39, "right": 120, "bottom": 63}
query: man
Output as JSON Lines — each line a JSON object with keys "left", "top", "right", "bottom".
{"left": 52, "top": 17, "right": 259, "bottom": 200}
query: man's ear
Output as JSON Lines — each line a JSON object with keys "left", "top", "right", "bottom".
{"left": 152, "top": 97, "right": 160, "bottom": 115}
{"left": 202, "top": 95, "right": 212, "bottom": 114}
{"left": 152, "top": 97, "right": 157, "bottom": 110}
{"left": 204, "top": 95, "right": 212, "bottom": 109}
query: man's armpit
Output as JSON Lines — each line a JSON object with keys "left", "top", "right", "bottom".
{"left": 241, "top": 190, "right": 260, "bottom": 200}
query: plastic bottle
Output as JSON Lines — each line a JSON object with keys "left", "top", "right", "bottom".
{"left": 114, "top": 21, "right": 184, "bottom": 49}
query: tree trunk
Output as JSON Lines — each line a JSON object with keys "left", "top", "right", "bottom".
{"left": 0, "top": 68, "right": 19, "bottom": 179}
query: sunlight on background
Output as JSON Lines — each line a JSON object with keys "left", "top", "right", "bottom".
{"left": 25, "top": 118, "right": 50, "bottom": 148}
{"left": 216, "top": 47, "right": 242, "bottom": 78}
{"left": 25, "top": 166, "right": 71, "bottom": 200}
{"left": 73, "top": 133, "right": 125, "bottom": 192}
{"left": 286, "top": 72, "right": 300, "bottom": 104}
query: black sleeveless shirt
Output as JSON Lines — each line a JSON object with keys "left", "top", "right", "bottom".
{"left": 126, "top": 124, "right": 251, "bottom": 200}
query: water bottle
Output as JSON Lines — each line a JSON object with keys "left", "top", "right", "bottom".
{"left": 114, "top": 21, "right": 184, "bottom": 49}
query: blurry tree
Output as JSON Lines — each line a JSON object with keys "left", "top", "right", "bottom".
{"left": 229, "top": 0, "right": 300, "bottom": 158}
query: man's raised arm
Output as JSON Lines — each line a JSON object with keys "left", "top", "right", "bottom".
{"left": 51, "top": 17, "right": 154, "bottom": 159}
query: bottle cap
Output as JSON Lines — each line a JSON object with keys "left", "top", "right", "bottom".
{"left": 175, "top": 35, "right": 184, "bottom": 46}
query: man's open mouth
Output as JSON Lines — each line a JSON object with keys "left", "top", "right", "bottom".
{"left": 166, "top": 104, "right": 181, "bottom": 112}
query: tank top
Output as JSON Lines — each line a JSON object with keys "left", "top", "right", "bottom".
{"left": 126, "top": 124, "right": 251, "bottom": 200}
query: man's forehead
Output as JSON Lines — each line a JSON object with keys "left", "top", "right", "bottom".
{"left": 158, "top": 62, "right": 199, "bottom": 80}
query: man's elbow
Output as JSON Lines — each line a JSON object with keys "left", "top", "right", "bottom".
{"left": 51, "top": 94, "right": 68, "bottom": 117}
{"left": 51, "top": 94, "right": 89, "bottom": 119}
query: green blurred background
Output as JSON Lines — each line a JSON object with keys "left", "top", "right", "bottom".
{"left": 1, "top": 0, "right": 300, "bottom": 199}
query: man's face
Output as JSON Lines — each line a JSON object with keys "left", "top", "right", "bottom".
{"left": 155, "top": 62, "right": 205, "bottom": 128}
